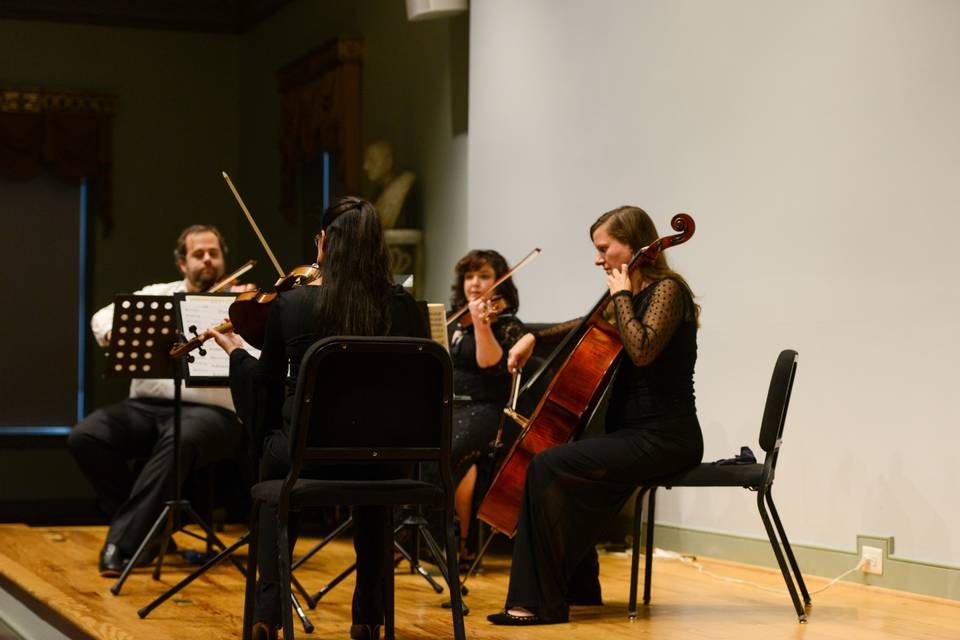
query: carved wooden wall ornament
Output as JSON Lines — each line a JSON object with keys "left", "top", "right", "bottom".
{"left": 276, "top": 37, "right": 363, "bottom": 222}
{"left": 0, "top": 88, "right": 116, "bottom": 232}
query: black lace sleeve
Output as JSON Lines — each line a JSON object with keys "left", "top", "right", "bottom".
{"left": 612, "top": 278, "right": 689, "bottom": 367}
{"left": 532, "top": 318, "right": 581, "bottom": 350}
{"left": 481, "top": 315, "right": 527, "bottom": 375}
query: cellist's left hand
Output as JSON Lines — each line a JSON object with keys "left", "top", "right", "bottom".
{"left": 607, "top": 263, "right": 631, "bottom": 296}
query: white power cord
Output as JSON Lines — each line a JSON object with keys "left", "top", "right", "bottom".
{"left": 648, "top": 548, "right": 867, "bottom": 595}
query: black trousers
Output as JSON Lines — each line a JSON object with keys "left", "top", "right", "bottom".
{"left": 67, "top": 398, "right": 242, "bottom": 556}
{"left": 504, "top": 424, "right": 702, "bottom": 622}
{"left": 255, "top": 430, "right": 399, "bottom": 627}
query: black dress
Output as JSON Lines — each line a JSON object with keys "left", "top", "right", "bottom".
{"left": 228, "top": 284, "right": 429, "bottom": 628}
{"left": 448, "top": 313, "right": 527, "bottom": 485}
{"left": 503, "top": 277, "right": 703, "bottom": 623}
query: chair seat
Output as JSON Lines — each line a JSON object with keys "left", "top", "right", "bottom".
{"left": 251, "top": 478, "right": 445, "bottom": 508}
{"left": 652, "top": 463, "right": 765, "bottom": 488}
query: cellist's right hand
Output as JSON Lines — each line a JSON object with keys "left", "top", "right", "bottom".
{"left": 508, "top": 333, "right": 536, "bottom": 373}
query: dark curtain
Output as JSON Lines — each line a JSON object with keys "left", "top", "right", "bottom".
{"left": 0, "top": 97, "right": 114, "bottom": 233}
{"left": 277, "top": 38, "right": 362, "bottom": 223}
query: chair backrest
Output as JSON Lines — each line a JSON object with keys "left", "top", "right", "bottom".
{"left": 286, "top": 336, "right": 453, "bottom": 476}
{"left": 758, "top": 349, "right": 798, "bottom": 455}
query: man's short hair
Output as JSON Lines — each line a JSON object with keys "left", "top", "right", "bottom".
{"left": 173, "top": 224, "right": 229, "bottom": 263}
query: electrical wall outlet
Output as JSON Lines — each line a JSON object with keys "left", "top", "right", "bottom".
{"left": 861, "top": 545, "right": 884, "bottom": 575}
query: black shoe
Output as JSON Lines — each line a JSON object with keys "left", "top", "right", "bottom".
{"left": 98, "top": 544, "right": 126, "bottom": 577}
{"left": 487, "top": 609, "right": 557, "bottom": 625}
{"left": 349, "top": 623, "right": 381, "bottom": 639}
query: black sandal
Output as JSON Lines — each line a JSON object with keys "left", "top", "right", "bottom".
{"left": 486, "top": 610, "right": 548, "bottom": 626}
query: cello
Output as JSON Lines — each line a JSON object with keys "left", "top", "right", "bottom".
{"left": 476, "top": 213, "right": 696, "bottom": 537}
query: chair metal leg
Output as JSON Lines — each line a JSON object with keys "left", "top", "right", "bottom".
{"left": 628, "top": 488, "right": 648, "bottom": 617}
{"left": 756, "top": 489, "right": 807, "bottom": 623}
{"left": 765, "top": 490, "right": 811, "bottom": 606}
{"left": 444, "top": 510, "right": 467, "bottom": 640}
{"left": 277, "top": 514, "right": 296, "bottom": 640}
{"left": 242, "top": 502, "right": 260, "bottom": 640}
{"left": 384, "top": 515, "right": 396, "bottom": 640}
{"left": 643, "top": 487, "right": 657, "bottom": 606}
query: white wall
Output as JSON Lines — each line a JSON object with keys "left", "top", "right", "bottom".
{"left": 469, "top": 0, "right": 960, "bottom": 566}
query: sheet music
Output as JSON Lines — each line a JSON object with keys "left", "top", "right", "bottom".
{"left": 178, "top": 294, "right": 260, "bottom": 380}
{"left": 427, "top": 303, "right": 449, "bottom": 352}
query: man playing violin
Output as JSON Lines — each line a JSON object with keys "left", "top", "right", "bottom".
{"left": 68, "top": 224, "right": 252, "bottom": 576}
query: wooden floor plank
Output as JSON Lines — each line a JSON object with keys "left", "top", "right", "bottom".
{"left": 0, "top": 524, "right": 957, "bottom": 639}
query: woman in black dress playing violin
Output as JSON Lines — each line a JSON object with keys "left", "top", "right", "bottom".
{"left": 447, "top": 250, "right": 526, "bottom": 567}
{"left": 487, "top": 206, "right": 702, "bottom": 626}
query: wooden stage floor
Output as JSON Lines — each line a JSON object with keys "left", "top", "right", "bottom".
{"left": 0, "top": 524, "right": 956, "bottom": 639}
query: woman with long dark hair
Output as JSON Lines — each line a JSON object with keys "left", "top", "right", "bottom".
{"left": 446, "top": 250, "right": 526, "bottom": 567}
{"left": 208, "top": 196, "right": 428, "bottom": 640}
{"left": 486, "top": 205, "right": 702, "bottom": 626}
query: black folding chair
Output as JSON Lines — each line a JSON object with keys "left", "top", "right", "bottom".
{"left": 630, "top": 349, "right": 811, "bottom": 622}
{"left": 242, "top": 336, "right": 466, "bottom": 640}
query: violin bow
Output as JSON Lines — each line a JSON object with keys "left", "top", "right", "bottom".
{"left": 222, "top": 171, "right": 286, "bottom": 279}
{"left": 446, "top": 247, "right": 542, "bottom": 326}
{"left": 209, "top": 259, "right": 257, "bottom": 293}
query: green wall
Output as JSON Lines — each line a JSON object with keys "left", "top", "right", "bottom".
{"left": 236, "top": 0, "right": 469, "bottom": 305}
{"left": 0, "top": 18, "right": 242, "bottom": 409}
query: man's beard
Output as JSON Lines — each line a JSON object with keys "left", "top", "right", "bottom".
{"left": 189, "top": 265, "right": 223, "bottom": 291}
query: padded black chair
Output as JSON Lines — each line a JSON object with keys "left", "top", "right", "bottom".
{"left": 242, "top": 336, "right": 466, "bottom": 640}
{"left": 629, "top": 349, "right": 811, "bottom": 622}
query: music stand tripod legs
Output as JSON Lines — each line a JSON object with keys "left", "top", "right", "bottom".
{"left": 109, "top": 369, "right": 238, "bottom": 596}
{"left": 303, "top": 507, "right": 469, "bottom": 613}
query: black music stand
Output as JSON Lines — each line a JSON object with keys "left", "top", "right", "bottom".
{"left": 106, "top": 294, "right": 237, "bottom": 597}
{"left": 133, "top": 293, "right": 315, "bottom": 632}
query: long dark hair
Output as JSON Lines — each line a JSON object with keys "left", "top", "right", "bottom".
{"left": 312, "top": 197, "right": 394, "bottom": 336}
{"left": 449, "top": 249, "right": 520, "bottom": 315}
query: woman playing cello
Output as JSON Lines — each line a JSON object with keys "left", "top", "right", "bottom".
{"left": 487, "top": 206, "right": 702, "bottom": 626}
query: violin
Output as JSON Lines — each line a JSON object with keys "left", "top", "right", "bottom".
{"left": 456, "top": 295, "right": 509, "bottom": 328}
{"left": 168, "top": 173, "right": 320, "bottom": 358}
{"left": 477, "top": 213, "right": 696, "bottom": 537}
{"left": 227, "top": 263, "right": 320, "bottom": 349}
{"left": 169, "top": 259, "right": 256, "bottom": 358}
